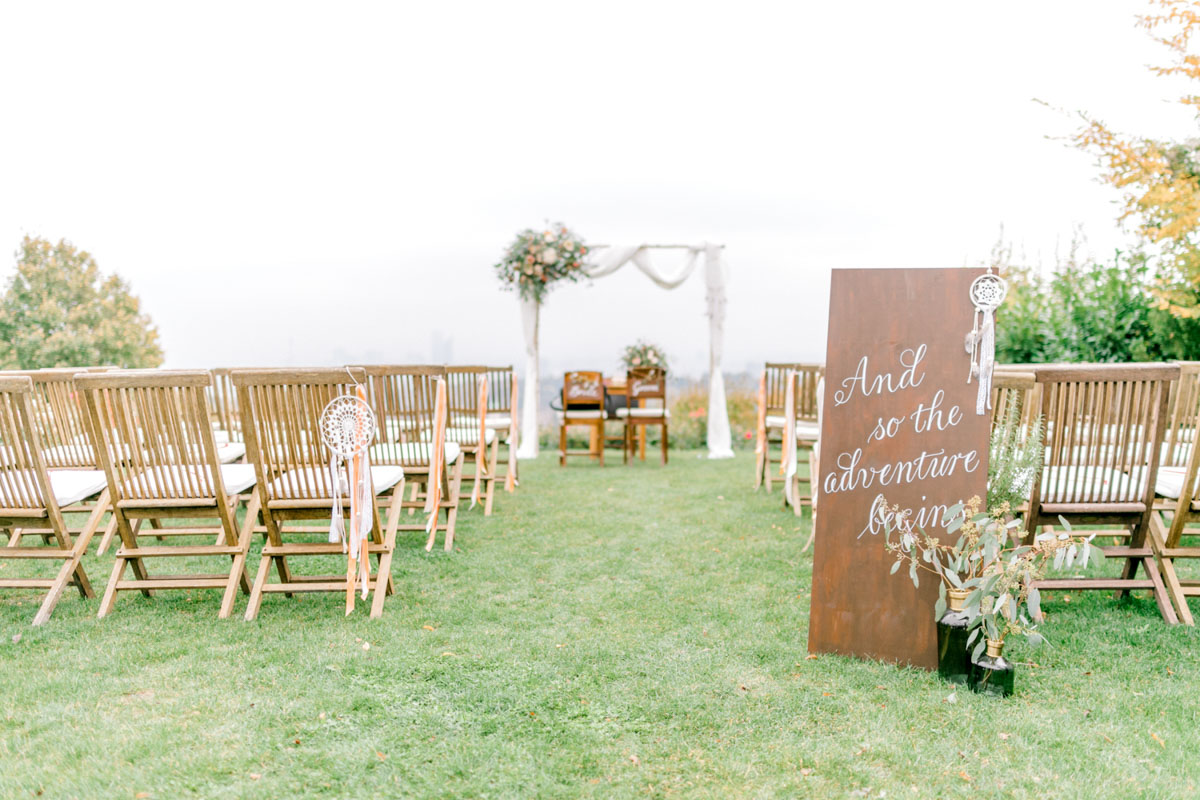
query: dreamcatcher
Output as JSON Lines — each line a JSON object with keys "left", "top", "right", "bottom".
{"left": 320, "top": 381, "right": 376, "bottom": 612}
{"left": 965, "top": 270, "right": 1008, "bottom": 416}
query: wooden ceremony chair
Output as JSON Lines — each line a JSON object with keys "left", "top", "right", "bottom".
{"left": 363, "top": 365, "right": 465, "bottom": 552}
{"left": 1024, "top": 363, "right": 1179, "bottom": 622}
{"left": 758, "top": 363, "right": 823, "bottom": 491}
{"left": 559, "top": 370, "right": 606, "bottom": 466}
{"left": 234, "top": 368, "right": 405, "bottom": 620}
{"left": 483, "top": 365, "right": 520, "bottom": 493}
{"left": 75, "top": 370, "right": 260, "bottom": 618}
{"left": 1145, "top": 361, "right": 1200, "bottom": 624}
{"left": 445, "top": 366, "right": 499, "bottom": 514}
{"left": 788, "top": 366, "right": 823, "bottom": 505}
{"left": 617, "top": 367, "right": 669, "bottom": 465}
{"left": 0, "top": 376, "right": 109, "bottom": 624}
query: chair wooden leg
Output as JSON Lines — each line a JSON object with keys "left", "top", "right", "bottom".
{"left": 220, "top": 494, "right": 260, "bottom": 619}
{"left": 661, "top": 422, "right": 668, "bottom": 466}
{"left": 1149, "top": 514, "right": 1192, "bottom": 625}
{"left": 97, "top": 557, "right": 127, "bottom": 619}
{"left": 624, "top": 420, "right": 631, "bottom": 464}
{"left": 598, "top": 421, "right": 605, "bottom": 467}
{"left": 559, "top": 423, "right": 567, "bottom": 467}
{"left": 371, "top": 487, "right": 405, "bottom": 618}
{"left": 484, "top": 435, "right": 499, "bottom": 516}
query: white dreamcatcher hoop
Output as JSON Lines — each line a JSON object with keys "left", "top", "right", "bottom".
{"left": 965, "top": 271, "right": 1008, "bottom": 415}
{"left": 320, "top": 384, "right": 377, "bottom": 608}
{"left": 320, "top": 394, "right": 375, "bottom": 459}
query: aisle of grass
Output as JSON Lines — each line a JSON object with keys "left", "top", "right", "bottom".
{"left": 1, "top": 452, "right": 1199, "bottom": 798}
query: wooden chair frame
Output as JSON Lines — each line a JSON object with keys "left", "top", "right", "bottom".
{"left": 362, "top": 365, "right": 465, "bottom": 551}
{"left": 759, "top": 363, "right": 823, "bottom": 492}
{"left": 1023, "top": 363, "right": 1179, "bottom": 623}
{"left": 559, "top": 371, "right": 606, "bottom": 467}
{"left": 234, "top": 368, "right": 404, "bottom": 620}
{"left": 483, "top": 365, "right": 519, "bottom": 493}
{"left": 76, "top": 370, "right": 258, "bottom": 619}
{"left": 445, "top": 366, "right": 499, "bottom": 514}
{"left": 619, "top": 367, "right": 668, "bottom": 466}
{"left": 0, "top": 376, "right": 109, "bottom": 625}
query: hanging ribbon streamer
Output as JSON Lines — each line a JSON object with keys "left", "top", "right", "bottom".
{"left": 470, "top": 375, "right": 489, "bottom": 509}
{"left": 424, "top": 377, "right": 447, "bottom": 550}
{"left": 782, "top": 371, "right": 798, "bottom": 509}
{"left": 965, "top": 272, "right": 1008, "bottom": 416}
{"left": 753, "top": 371, "right": 767, "bottom": 490}
{"left": 505, "top": 371, "right": 519, "bottom": 493}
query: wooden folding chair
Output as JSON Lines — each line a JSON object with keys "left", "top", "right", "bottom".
{"left": 1025, "top": 363, "right": 1179, "bottom": 622}
{"left": 443, "top": 367, "right": 499, "bottom": 514}
{"left": 234, "top": 368, "right": 405, "bottom": 620}
{"left": 1145, "top": 361, "right": 1200, "bottom": 625}
{"left": 0, "top": 376, "right": 109, "bottom": 624}
{"left": 75, "top": 370, "right": 259, "bottom": 618}
{"left": 559, "top": 371, "right": 606, "bottom": 466}
{"left": 363, "top": 365, "right": 465, "bottom": 551}
{"left": 483, "top": 365, "right": 520, "bottom": 493}
{"left": 789, "top": 366, "right": 822, "bottom": 505}
{"left": 0, "top": 368, "right": 110, "bottom": 548}
{"left": 617, "top": 367, "right": 669, "bottom": 465}
{"left": 758, "top": 363, "right": 823, "bottom": 491}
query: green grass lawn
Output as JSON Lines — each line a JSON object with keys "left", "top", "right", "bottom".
{"left": 2, "top": 452, "right": 1199, "bottom": 799}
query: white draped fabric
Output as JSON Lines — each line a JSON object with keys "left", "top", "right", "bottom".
{"left": 516, "top": 243, "right": 733, "bottom": 460}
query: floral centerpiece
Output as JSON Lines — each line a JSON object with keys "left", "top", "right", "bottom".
{"left": 620, "top": 340, "right": 668, "bottom": 373}
{"left": 494, "top": 223, "right": 588, "bottom": 304}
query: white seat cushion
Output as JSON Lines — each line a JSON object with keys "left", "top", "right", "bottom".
{"left": 484, "top": 414, "right": 511, "bottom": 429}
{"left": 370, "top": 441, "right": 461, "bottom": 467}
{"left": 216, "top": 442, "right": 246, "bottom": 464}
{"left": 218, "top": 464, "right": 258, "bottom": 496}
{"left": 558, "top": 410, "right": 605, "bottom": 421}
{"left": 213, "top": 429, "right": 232, "bottom": 445}
{"left": 615, "top": 407, "right": 669, "bottom": 419}
{"left": 123, "top": 464, "right": 258, "bottom": 498}
{"left": 440, "top": 427, "right": 496, "bottom": 445}
{"left": 1041, "top": 465, "right": 1147, "bottom": 504}
{"left": 1155, "top": 466, "right": 1189, "bottom": 501}
{"left": 48, "top": 469, "right": 108, "bottom": 507}
{"left": 267, "top": 464, "right": 403, "bottom": 499}
{"left": 795, "top": 421, "right": 820, "bottom": 441}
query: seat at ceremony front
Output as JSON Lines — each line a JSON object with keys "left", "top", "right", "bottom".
{"left": 233, "top": 368, "right": 405, "bottom": 620}
{"left": 0, "top": 376, "right": 109, "bottom": 625}
{"left": 1146, "top": 361, "right": 1200, "bottom": 624}
{"left": 444, "top": 366, "right": 499, "bottom": 515}
{"left": 1025, "top": 363, "right": 1179, "bottom": 623}
{"left": 616, "top": 367, "right": 669, "bottom": 465}
{"left": 362, "top": 365, "right": 464, "bottom": 551}
{"left": 483, "top": 365, "right": 520, "bottom": 494}
{"left": 75, "top": 370, "right": 259, "bottom": 619}
{"left": 558, "top": 370, "right": 607, "bottom": 467}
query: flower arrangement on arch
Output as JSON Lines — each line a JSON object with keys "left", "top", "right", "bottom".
{"left": 620, "top": 340, "right": 668, "bottom": 373}
{"left": 494, "top": 223, "right": 588, "bottom": 304}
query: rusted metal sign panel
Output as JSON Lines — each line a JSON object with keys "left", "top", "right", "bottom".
{"left": 808, "top": 267, "right": 990, "bottom": 668}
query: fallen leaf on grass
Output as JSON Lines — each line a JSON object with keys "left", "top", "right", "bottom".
{"left": 376, "top": 751, "right": 387, "bottom": 761}
{"left": 11, "top": 633, "right": 20, "bottom": 644}
{"left": 998, "top": 733, "right": 1010, "bottom": 740}
{"left": 249, "top": 773, "right": 261, "bottom": 781}
{"left": 805, "top": 654, "right": 818, "bottom": 660}
{"left": 422, "top": 625, "right": 435, "bottom": 631}
{"left": 629, "top": 754, "right": 640, "bottom": 766}
{"left": 136, "top": 793, "right": 150, "bottom": 799}
{"left": 945, "top": 692, "right": 957, "bottom": 704}
{"left": 442, "top": 651, "right": 456, "bottom": 657}
{"left": 1151, "top": 732, "right": 1166, "bottom": 748}
{"left": 800, "top": 768, "right": 813, "bottom": 776}
{"left": 959, "top": 770, "right": 972, "bottom": 782}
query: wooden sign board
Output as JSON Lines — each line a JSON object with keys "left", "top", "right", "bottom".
{"left": 808, "top": 267, "right": 990, "bottom": 668}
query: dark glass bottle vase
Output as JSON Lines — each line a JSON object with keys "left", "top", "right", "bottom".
{"left": 969, "top": 639, "right": 1015, "bottom": 697}
{"left": 937, "top": 589, "right": 972, "bottom": 685}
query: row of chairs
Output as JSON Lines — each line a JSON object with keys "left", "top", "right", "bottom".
{"left": 980, "top": 363, "right": 1200, "bottom": 624}
{"left": 0, "top": 364, "right": 519, "bottom": 625}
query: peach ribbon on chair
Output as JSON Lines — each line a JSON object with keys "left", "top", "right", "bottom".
{"left": 753, "top": 371, "right": 767, "bottom": 489}
{"left": 506, "top": 371, "right": 519, "bottom": 492}
{"left": 344, "top": 385, "right": 374, "bottom": 614}
{"left": 781, "top": 371, "right": 798, "bottom": 508}
{"left": 424, "top": 377, "right": 448, "bottom": 550}
{"left": 470, "top": 375, "right": 489, "bottom": 508}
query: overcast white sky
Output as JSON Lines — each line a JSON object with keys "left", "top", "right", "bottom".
{"left": 1, "top": 1, "right": 1196, "bottom": 378}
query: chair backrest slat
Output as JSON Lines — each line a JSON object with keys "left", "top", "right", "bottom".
{"left": 362, "top": 365, "right": 446, "bottom": 467}
{"left": 483, "top": 366, "right": 514, "bottom": 414}
{"left": 765, "top": 363, "right": 824, "bottom": 420}
{"left": 0, "top": 376, "right": 56, "bottom": 512}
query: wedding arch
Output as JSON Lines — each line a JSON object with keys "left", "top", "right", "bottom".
{"left": 516, "top": 242, "right": 733, "bottom": 460}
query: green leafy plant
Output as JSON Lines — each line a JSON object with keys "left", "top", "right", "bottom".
{"left": 494, "top": 223, "right": 588, "bottom": 304}
{"left": 987, "top": 402, "right": 1044, "bottom": 513}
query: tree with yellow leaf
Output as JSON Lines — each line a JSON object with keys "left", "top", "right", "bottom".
{"left": 0, "top": 236, "right": 164, "bottom": 369}
{"left": 1074, "top": 0, "right": 1200, "bottom": 316}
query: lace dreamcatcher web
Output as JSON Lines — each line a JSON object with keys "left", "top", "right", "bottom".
{"left": 965, "top": 271, "right": 1008, "bottom": 415}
